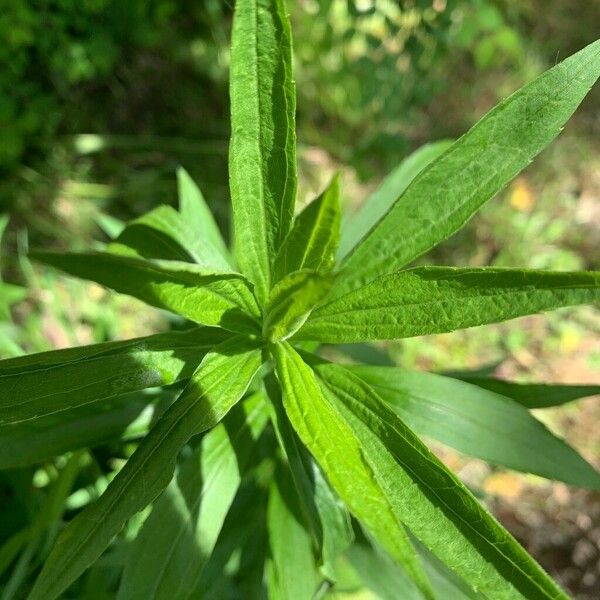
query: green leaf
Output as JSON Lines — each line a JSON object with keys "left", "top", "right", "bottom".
{"left": 29, "top": 337, "right": 263, "bottom": 600}
{"left": 229, "top": 0, "right": 297, "bottom": 301}
{"left": 344, "top": 542, "right": 426, "bottom": 600}
{"left": 264, "top": 270, "right": 333, "bottom": 342}
{"left": 334, "top": 40, "right": 600, "bottom": 297}
{"left": 1, "top": 452, "right": 84, "bottom": 599}
{"left": 311, "top": 359, "right": 568, "bottom": 600}
{"left": 449, "top": 375, "right": 600, "bottom": 409}
{"left": 267, "top": 462, "right": 319, "bottom": 600}
{"left": 267, "top": 376, "right": 353, "bottom": 578}
{"left": 273, "top": 174, "right": 341, "bottom": 282}
{"left": 109, "top": 204, "right": 232, "bottom": 270}
{"left": 195, "top": 477, "right": 269, "bottom": 599}
{"left": 177, "top": 166, "right": 230, "bottom": 260}
{"left": 0, "top": 388, "right": 177, "bottom": 469}
{"left": 32, "top": 251, "right": 261, "bottom": 334}
{"left": 118, "top": 393, "right": 268, "bottom": 600}
{"left": 351, "top": 366, "right": 600, "bottom": 488}
{"left": 299, "top": 267, "right": 600, "bottom": 342}
{"left": 0, "top": 328, "right": 226, "bottom": 425}
{"left": 272, "top": 343, "right": 434, "bottom": 600}
{"left": 338, "top": 141, "right": 453, "bottom": 259}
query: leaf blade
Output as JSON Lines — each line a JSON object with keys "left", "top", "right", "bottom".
{"left": 118, "top": 393, "right": 268, "bottom": 600}
{"left": 335, "top": 40, "right": 600, "bottom": 296}
{"left": 264, "top": 270, "right": 333, "bottom": 342}
{"left": 0, "top": 327, "right": 226, "bottom": 425}
{"left": 267, "top": 462, "right": 319, "bottom": 600}
{"left": 109, "top": 204, "right": 232, "bottom": 271}
{"left": 313, "top": 359, "right": 568, "bottom": 600}
{"left": 29, "top": 337, "right": 263, "bottom": 600}
{"left": 273, "top": 173, "right": 341, "bottom": 282}
{"left": 338, "top": 140, "right": 453, "bottom": 259}
{"left": 229, "top": 0, "right": 297, "bottom": 300}
{"left": 272, "top": 343, "right": 434, "bottom": 600}
{"left": 177, "top": 166, "right": 230, "bottom": 260}
{"left": 299, "top": 267, "right": 600, "bottom": 342}
{"left": 351, "top": 365, "right": 600, "bottom": 488}
{"left": 32, "top": 251, "right": 261, "bottom": 334}
{"left": 449, "top": 375, "right": 600, "bottom": 409}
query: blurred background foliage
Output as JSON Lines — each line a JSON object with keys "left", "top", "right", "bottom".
{"left": 0, "top": 0, "right": 599, "bottom": 597}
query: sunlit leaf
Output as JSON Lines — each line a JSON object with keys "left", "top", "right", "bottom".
{"left": 272, "top": 343, "right": 434, "bottom": 600}
{"left": 334, "top": 40, "right": 600, "bottom": 297}
{"left": 339, "top": 140, "right": 452, "bottom": 259}
{"left": 229, "top": 0, "right": 297, "bottom": 301}
{"left": 0, "top": 328, "right": 226, "bottom": 425}
{"left": 312, "top": 358, "right": 568, "bottom": 599}
{"left": 299, "top": 267, "right": 600, "bottom": 342}
{"left": 264, "top": 270, "right": 333, "bottom": 342}
{"left": 273, "top": 174, "right": 341, "bottom": 282}
{"left": 32, "top": 251, "right": 261, "bottom": 334}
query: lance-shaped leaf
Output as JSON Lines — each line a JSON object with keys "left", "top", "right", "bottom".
{"left": 267, "top": 376, "right": 353, "bottom": 578}
{"left": 0, "top": 327, "right": 227, "bottom": 425}
{"left": 177, "top": 166, "right": 230, "bottom": 260}
{"left": 29, "top": 337, "right": 263, "bottom": 600}
{"left": 32, "top": 251, "right": 261, "bottom": 334}
{"left": 229, "top": 0, "right": 297, "bottom": 301}
{"left": 449, "top": 375, "right": 600, "bottom": 409}
{"left": 299, "top": 267, "right": 600, "bottom": 342}
{"left": 311, "top": 359, "right": 569, "bottom": 600}
{"left": 118, "top": 393, "right": 268, "bottom": 600}
{"left": 267, "top": 462, "right": 319, "bottom": 600}
{"left": 272, "top": 343, "right": 434, "bottom": 600}
{"left": 196, "top": 477, "right": 269, "bottom": 599}
{"left": 273, "top": 174, "right": 341, "bottom": 282}
{"left": 108, "top": 204, "right": 232, "bottom": 271}
{"left": 334, "top": 40, "right": 600, "bottom": 297}
{"left": 350, "top": 366, "right": 600, "bottom": 489}
{"left": 0, "top": 388, "right": 177, "bottom": 469}
{"left": 263, "top": 270, "right": 333, "bottom": 342}
{"left": 339, "top": 140, "right": 453, "bottom": 259}
{"left": 344, "top": 534, "right": 486, "bottom": 600}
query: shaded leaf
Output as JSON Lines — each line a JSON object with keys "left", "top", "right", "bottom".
{"left": 267, "top": 462, "right": 319, "bottom": 600}
{"left": 177, "top": 166, "right": 230, "bottom": 259}
{"left": 29, "top": 337, "right": 263, "bottom": 600}
{"left": 450, "top": 375, "right": 600, "bottom": 409}
{"left": 109, "top": 205, "right": 231, "bottom": 271}
{"left": 351, "top": 366, "right": 600, "bottom": 488}
{"left": 0, "top": 388, "right": 177, "bottom": 469}
{"left": 118, "top": 393, "right": 268, "bottom": 600}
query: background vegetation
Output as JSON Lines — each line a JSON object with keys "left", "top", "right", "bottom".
{"left": 0, "top": 0, "right": 598, "bottom": 597}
